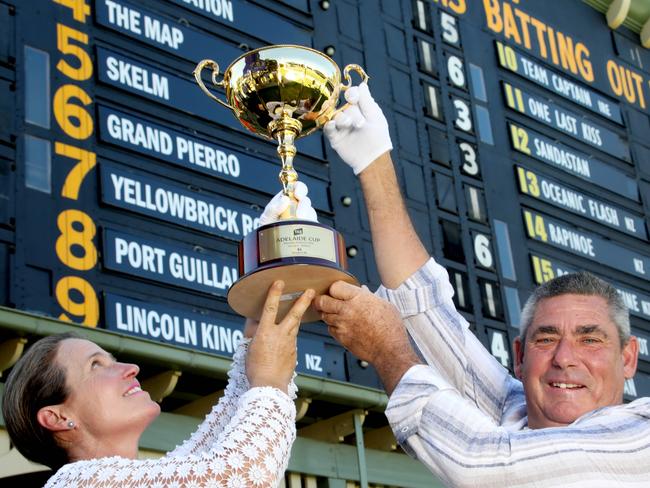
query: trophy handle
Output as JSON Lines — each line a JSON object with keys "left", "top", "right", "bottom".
{"left": 341, "top": 64, "right": 369, "bottom": 90}
{"left": 329, "top": 64, "right": 370, "bottom": 120}
{"left": 193, "top": 59, "right": 234, "bottom": 111}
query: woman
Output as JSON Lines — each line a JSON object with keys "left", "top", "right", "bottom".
{"left": 2, "top": 281, "right": 314, "bottom": 487}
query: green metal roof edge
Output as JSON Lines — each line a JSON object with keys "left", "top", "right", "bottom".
{"left": 287, "top": 436, "right": 443, "bottom": 487}
{"left": 0, "top": 306, "right": 388, "bottom": 409}
{"left": 584, "top": 0, "right": 650, "bottom": 33}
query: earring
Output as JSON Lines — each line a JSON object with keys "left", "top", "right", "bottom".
{"left": 67, "top": 420, "right": 75, "bottom": 429}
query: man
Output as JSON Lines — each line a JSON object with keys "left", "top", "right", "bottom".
{"left": 268, "top": 83, "right": 650, "bottom": 485}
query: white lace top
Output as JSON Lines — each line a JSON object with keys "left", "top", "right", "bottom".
{"left": 44, "top": 339, "right": 298, "bottom": 488}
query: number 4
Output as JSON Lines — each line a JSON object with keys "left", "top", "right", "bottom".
{"left": 54, "top": 0, "right": 91, "bottom": 23}
{"left": 490, "top": 330, "right": 510, "bottom": 368}
{"left": 524, "top": 211, "right": 548, "bottom": 242}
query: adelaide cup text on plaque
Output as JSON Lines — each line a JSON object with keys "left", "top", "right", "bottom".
{"left": 193, "top": 45, "right": 366, "bottom": 322}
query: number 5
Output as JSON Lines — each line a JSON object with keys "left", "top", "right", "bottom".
{"left": 440, "top": 11, "right": 459, "bottom": 46}
{"left": 57, "top": 23, "right": 92, "bottom": 81}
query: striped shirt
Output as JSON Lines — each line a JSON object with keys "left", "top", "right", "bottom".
{"left": 377, "top": 258, "right": 650, "bottom": 487}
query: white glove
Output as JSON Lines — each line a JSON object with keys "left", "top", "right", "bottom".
{"left": 324, "top": 82, "right": 393, "bottom": 175}
{"left": 258, "top": 181, "right": 318, "bottom": 226}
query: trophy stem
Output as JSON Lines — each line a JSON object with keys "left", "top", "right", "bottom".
{"left": 270, "top": 117, "right": 302, "bottom": 220}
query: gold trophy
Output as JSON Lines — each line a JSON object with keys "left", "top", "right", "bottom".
{"left": 193, "top": 45, "right": 366, "bottom": 322}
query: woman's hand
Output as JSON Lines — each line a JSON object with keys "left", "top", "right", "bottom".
{"left": 246, "top": 281, "right": 315, "bottom": 393}
{"left": 243, "top": 318, "right": 259, "bottom": 339}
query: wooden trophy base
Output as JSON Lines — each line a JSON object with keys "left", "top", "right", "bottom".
{"left": 227, "top": 220, "right": 359, "bottom": 323}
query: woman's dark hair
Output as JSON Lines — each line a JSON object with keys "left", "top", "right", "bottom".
{"left": 2, "top": 332, "right": 77, "bottom": 470}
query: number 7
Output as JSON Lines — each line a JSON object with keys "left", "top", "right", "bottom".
{"left": 55, "top": 142, "right": 97, "bottom": 200}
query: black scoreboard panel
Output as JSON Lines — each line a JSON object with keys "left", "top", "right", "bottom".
{"left": 0, "top": 0, "right": 15, "bottom": 319}
{"left": 8, "top": 0, "right": 337, "bottom": 382}
{"left": 4, "top": 0, "right": 650, "bottom": 398}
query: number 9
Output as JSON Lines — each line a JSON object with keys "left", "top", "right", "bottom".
{"left": 56, "top": 275, "right": 99, "bottom": 327}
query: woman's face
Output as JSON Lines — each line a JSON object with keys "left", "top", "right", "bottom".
{"left": 55, "top": 339, "right": 160, "bottom": 439}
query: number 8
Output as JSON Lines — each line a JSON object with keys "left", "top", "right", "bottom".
{"left": 55, "top": 209, "right": 98, "bottom": 270}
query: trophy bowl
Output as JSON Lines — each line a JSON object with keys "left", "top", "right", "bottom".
{"left": 194, "top": 45, "right": 366, "bottom": 323}
{"left": 195, "top": 45, "right": 365, "bottom": 140}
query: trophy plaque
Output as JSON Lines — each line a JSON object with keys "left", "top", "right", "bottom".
{"left": 194, "top": 45, "right": 366, "bottom": 322}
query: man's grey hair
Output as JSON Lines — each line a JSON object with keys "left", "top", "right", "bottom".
{"left": 519, "top": 271, "right": 630, "bottom": 345}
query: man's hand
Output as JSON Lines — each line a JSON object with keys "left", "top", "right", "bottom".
{"left": 259, "top": 181, "right": 318, "bottom": 226}
{"left": 324, "top": 82, "right": 393, "bottom": 175}
{"left": 314, "top": 282, "right": 405, "bottom": 363}
{"left": 314, "top": 281, "right": 421, "bottom": 394}
{"left": 246, "top": 281, "right": 315, "bottom": 393}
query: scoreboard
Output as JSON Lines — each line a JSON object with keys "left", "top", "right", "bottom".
{"left": 1, "top": 0, "right": 650, "bottom": 398}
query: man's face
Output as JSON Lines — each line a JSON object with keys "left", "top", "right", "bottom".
{"left": 514, "top": 294, "right": 638, "bottom": 429}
